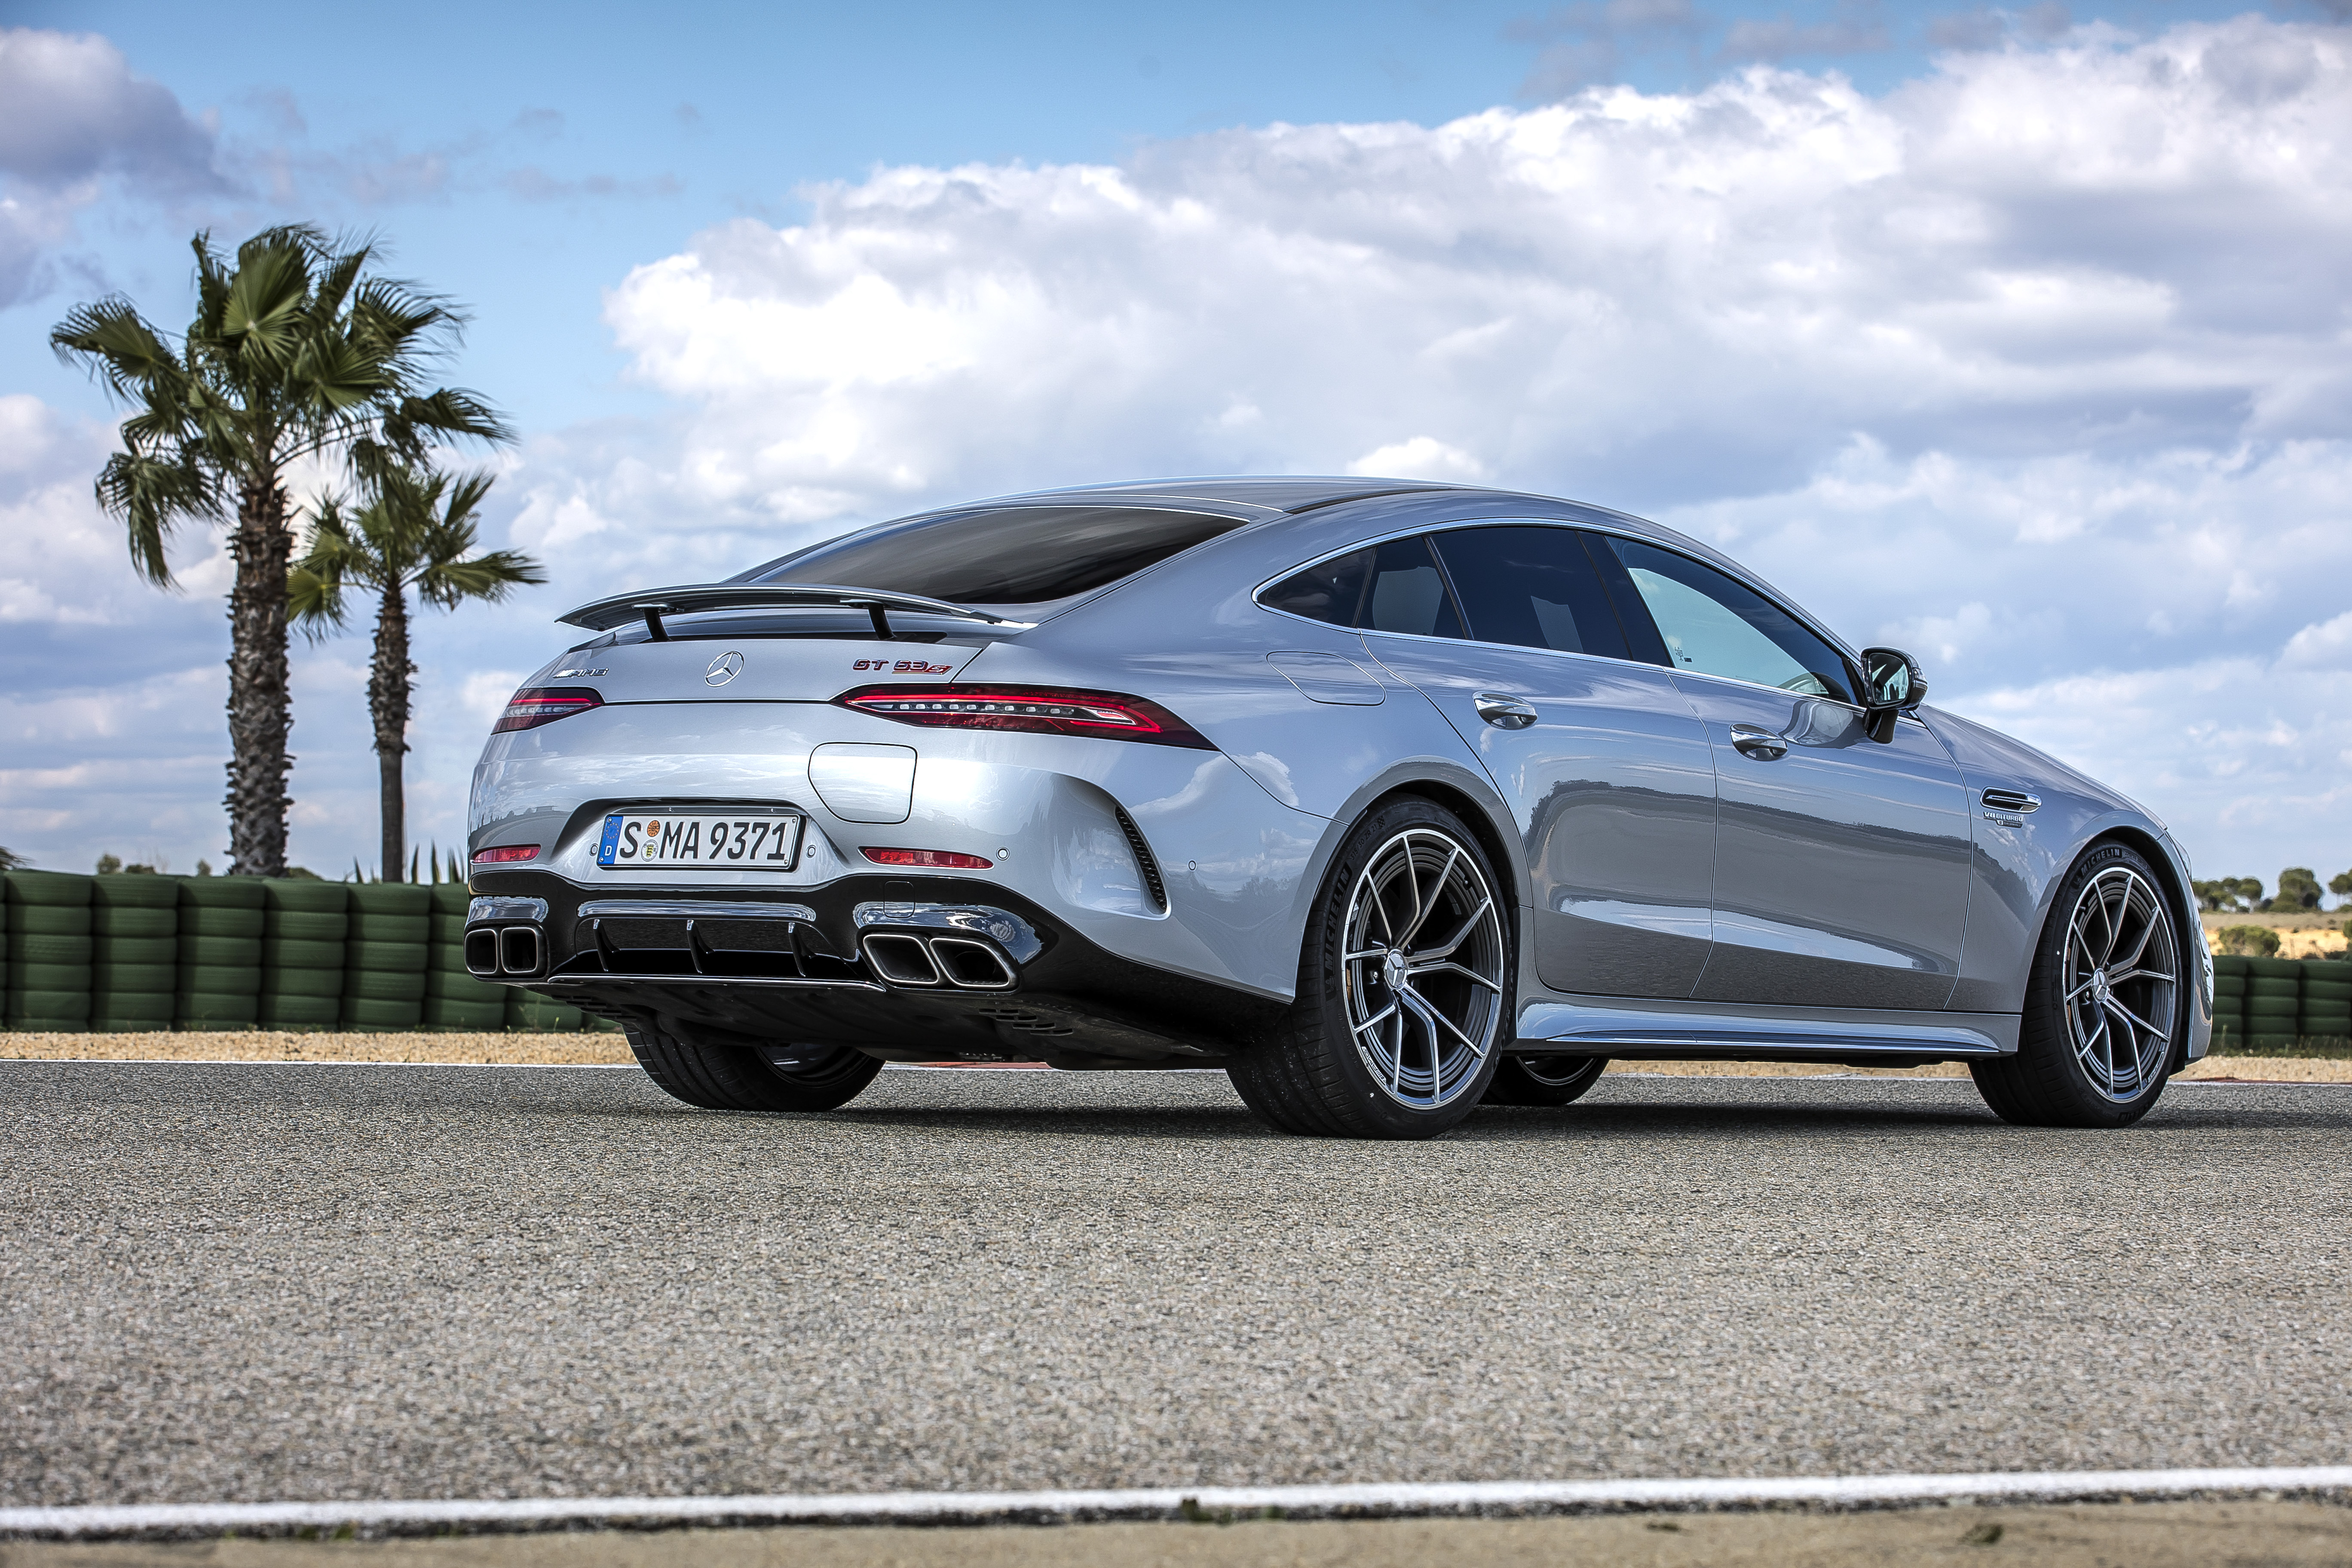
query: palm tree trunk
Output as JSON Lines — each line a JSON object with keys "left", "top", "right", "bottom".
{"left": 371, "top": 579, "right": 413, "bottom": 881}
{"left": 224, "top": 475, "right": 294, "bottom": 877}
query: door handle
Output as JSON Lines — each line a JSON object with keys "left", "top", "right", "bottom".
{"left": 1472, "top": 692, "right": 1538, "bottom": 730}
{"left": 1729, "top": 723, "right": 1788, "bottom": 760}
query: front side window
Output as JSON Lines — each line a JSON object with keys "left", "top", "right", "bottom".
{"left": 1605, "top": 539, "right": 1855, "bottom": 703}
{"left": 746, "top": 505, "right": 1250, "bottom": 606}
{"left": 1430, "top": 526, "right": 1630, "bottom": 659}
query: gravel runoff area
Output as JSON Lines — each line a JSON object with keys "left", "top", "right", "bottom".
{"left": 5, "top": 1501, "right": 2351, "bottom": 1568}
{"left": 5, "top": 1029, "right": 2348, "bottom": 1080}
{"left": 4, "top": 1061, "right": 2349, "bottom": 1520}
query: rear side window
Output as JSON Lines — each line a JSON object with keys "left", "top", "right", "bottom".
{"left": 1430, "top": 526, "right": 1630, "bottom": 660}
{"left": 747, "top": 505, "right": 1250, "bottom": 606}
{"left": 1261, "top": 536, "right": 1465, "bottom": 640}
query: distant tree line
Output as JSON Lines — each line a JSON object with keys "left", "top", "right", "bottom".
{"left": 2195, "top": 868, "right": 2352, "bottom": 914}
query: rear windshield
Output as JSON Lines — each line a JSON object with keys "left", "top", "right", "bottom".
{"left": 743, "top": 505, "right": 1252, "bottom": 606}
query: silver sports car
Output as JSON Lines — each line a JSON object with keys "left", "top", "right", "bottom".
{"left": 466, "top": 478, "right": 2211, "bottom": 1137}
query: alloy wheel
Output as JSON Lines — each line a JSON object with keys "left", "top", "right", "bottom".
{"left": 1341, "top": 827, "right": 1507, "bottom": 1109}
{"left": 2061, "top": 865, "right": 2180, "bottom": 1101}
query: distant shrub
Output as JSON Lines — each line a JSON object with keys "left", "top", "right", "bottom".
{"left": 2216, "top": 925, "right": 2282, "bottom": 957}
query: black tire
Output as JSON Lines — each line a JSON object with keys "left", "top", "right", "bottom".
{"left": 628, "top": 1023, "right": 885, "bottom": 1113}
{"left": 1486, "top": 1054, "right": 1608, "bottom": 1106}
{"left": 1228, "top": 796, "right": 1511, "bottom": 1140}
{"left": 1971, "top": 840, "right": 2185, "bottom": 1128}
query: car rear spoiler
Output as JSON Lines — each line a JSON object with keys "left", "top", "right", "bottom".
{"left": 558, "top": 583, "right": 1035, "bottom": 642}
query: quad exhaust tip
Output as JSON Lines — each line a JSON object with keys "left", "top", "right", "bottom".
{"left": 861, "top": 931, "right": 1017, "bottom": 990}
{"left": 466, "top": 924, "right": 545, "bottom": 977}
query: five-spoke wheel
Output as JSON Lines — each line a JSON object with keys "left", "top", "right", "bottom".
{"left": 1972, "top": 840, "right": 2186, "bottom": 1127}
{"left": 1229, "top": 797, "right": 1510, "bottom": 1138}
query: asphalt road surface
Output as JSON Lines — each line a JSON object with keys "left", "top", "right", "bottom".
{"left": 4, "top": 1062, "right": 2348, "bottom": 1510}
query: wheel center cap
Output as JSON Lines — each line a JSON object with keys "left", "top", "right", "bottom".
{"left": 1382, "top": 949, "right": 1412, "bottom": 991}
{"left": 2090, "top": 970, "right": 2113, "bottom": 1005}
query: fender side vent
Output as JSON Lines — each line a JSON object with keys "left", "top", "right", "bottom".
{"left": 1113, "top": 804, "right": 1167, "bottom": 912}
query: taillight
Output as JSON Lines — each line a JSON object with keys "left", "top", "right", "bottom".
{"left": 837, "top": 685, "right": 1212, "bottom": 748}
{"left": 472, "top": 845, "right": 541, "bottom": 864}
{"left": 495, "top": 686, "right": 603, "bottom": 732}
{"left": 863, "top": 847, "right": 994, "bottom": 870}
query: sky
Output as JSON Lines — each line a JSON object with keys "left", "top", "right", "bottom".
{"left": 1, "top": 0, "right": 2348, "bottom": 894}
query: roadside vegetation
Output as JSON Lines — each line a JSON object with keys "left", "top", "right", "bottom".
{"left": 49, "top": 226, "right": 511, "bottom": 878}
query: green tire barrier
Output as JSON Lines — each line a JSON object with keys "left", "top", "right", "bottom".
{"left": 179, "top": 934, "right": 263, "bottom": 968}
{"left": 262, "top": 937, "right": 344, "bottom": 968}
{"left": 260, "top": 879, "right": 348, "bottom": 1035}
{"left": 2245, "top": 956, "right": 2303, "bottom": 981}
{"left": 7, "top": 870, "right": 92, "bottom": 1029}
{"left": 92, "top": 962, "right": 177, "bottom": 992}
{"left": 270, "top": 911, "right": 349, "bottom": 942}
{"left": 351, "top": 911, "right": 430, "bottom": 944}
{"left": 92, "top": 907, "right": 176, "bottom": 938}
{"left": 15, "top": 934, "right": 93, "bottom": 965}
{"left": 11, "top": 906, "right": 93, "bottom": 936}
{"left": 175, "top": 876, "right": 262, "bottom": 1030}
{"left": 343, "top": 996, "right": 421, "bottom": 1029}
{"left": 180, "top": 906, "right": 263, "bottom": 938}
{"left": 89, "top": 870, "right": 181, "bottom": 1029}
{"left": 176, "top": 993, "right": 260, "bottom": 1029}
{"left": 344, "top": 883, "right": 429, "bottom": 1030}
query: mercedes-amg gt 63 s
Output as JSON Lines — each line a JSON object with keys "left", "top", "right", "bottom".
{"left": 466, "top": 477, "right": 2210, "bottom": 1138}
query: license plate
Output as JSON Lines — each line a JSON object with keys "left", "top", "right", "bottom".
{"left": 598, "top": 811, "right": 805, "bottom": 870}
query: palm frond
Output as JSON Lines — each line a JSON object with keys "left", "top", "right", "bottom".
{"left": 219, "top": 239, "right": 315, "bottom": 373}
{"left": 94, "top": 451, "right": 215, "bottom": 585}
{"left": 382, "top": 387, "right": 513, "bottom": 451}
{"left": 50, "top": 299, "right": 185, "bottom": 406}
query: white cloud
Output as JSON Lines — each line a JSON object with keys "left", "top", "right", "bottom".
{"left": 0, "top": 28, "right": 224, "bottom": 306}
{"left": 562, "top": 15, "right": 2352, "bottom": 878}
{"left": 12, "top": 17, "right": 2352, "bottom": 883}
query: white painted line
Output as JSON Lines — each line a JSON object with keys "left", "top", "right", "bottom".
{"left": 6, "top": 1466, "right": 2350, "bottom": 1539}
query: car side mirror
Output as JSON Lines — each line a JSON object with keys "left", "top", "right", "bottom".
{"left": 1859, "top": 647, "right": 1926, "bottom": 744}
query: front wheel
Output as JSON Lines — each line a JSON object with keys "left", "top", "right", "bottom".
{"left": 1228, "top": 796, "right": 1512, "bottom": 1139}
{"left": 1485, "top": 1055, "right": 1608, "bottom": 1106}
{"left": 1970, "top": 841, "right": 2185, "bottom": 1128}
{"left": 628, "top": 1025, "right": 883, "bottom": 1113}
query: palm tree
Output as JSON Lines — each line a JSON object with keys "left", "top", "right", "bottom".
{"left": 50, "top": 227, "right": 510, "bottom": 876}
{"left": 291, "top": 464, "right": 544, "bottom": 881}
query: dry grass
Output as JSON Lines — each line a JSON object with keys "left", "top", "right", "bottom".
{"left": 3, "top": 1032, "right": 2346, "bottom": 1081}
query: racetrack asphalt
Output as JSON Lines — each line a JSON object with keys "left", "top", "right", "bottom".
{"left": 3, "top": 1062, "right": 2348, "bottom": 1510}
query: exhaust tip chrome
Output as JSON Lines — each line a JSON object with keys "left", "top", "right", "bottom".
{"left": 498, "top": 925, "right": 544, "bottom": 977}
{"left": 861, "top": 933, "right": 942, "bottom": 986}
{"left": 928, "top": 937, "right": 1018, "bottom": 989}
{"left": 463, "top": 929, "right": 502, "bottom": 978}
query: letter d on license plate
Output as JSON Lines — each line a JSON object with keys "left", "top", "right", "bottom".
{"left": 598, "top": 811, "right": 805, "bottom": 870}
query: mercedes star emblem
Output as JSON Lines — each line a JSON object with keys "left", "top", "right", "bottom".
{"left": 704, "top": 650, "right": 745, "bottom": 686}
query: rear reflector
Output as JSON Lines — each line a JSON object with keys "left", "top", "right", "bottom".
{"left": 837, "top": 685, "right": 1213, "bottom": 748}
{"left": 494, "top": 687, "right": 603, "bottom": 732}
{"left": 472, "top": 845, "right": 541, "bottom": 865}
{"left": 862, "top": 847, "right": 995, "bottom": 870}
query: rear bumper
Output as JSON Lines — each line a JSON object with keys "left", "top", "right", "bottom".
{"left": 467, "top": 867, "right": 1284, "bottom": 1065}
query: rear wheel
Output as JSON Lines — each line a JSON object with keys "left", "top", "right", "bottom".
{"left": 1970, "top": 841, "right": 2184, "bottom": 1128}
{"left": 1228, "top": 797, "right": 1510, "bottom": 1139}
{"left": 628, "top": 1025, "right": 883, "bottom": 1113}
{"left": 1485, "top": 1054, "right": 1608, "bottom": 1106}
